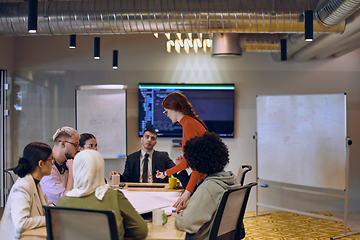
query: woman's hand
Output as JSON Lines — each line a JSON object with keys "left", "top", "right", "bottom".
{"left": 173, "top": 190, "right": 191, "bottom": 208}
{"left": 176, "top": 203, "right": 187, "bottom": 214}
{"left": 155, "top": 170, "right": 166, "bottom": 179}
{"left": 175, "top": 155, "right": 183, "bottom": 165}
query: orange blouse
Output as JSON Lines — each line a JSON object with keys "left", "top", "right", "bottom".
{"left": 165, "top": 115, "right": 207, "bottom": 192}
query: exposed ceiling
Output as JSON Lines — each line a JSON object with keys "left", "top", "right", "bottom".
{"left": 0, "top": 0, "right": 360, "bottom": 61}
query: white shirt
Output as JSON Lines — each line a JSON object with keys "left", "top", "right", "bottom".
{"left": 40, "top": 165, "right": 69, "bottom": 205}
{"left": 139, "top": 150, "right": 153, "bottom": 183}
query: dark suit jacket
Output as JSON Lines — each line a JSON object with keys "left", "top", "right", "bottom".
{"left": 120, "top": 150, "right": 177, "bottom": 183}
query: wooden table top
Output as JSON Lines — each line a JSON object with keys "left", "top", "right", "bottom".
{"left": 20, "top": 183, "right": 185, "bottom": 240}
{"left": 20, "top": 214, "right": 185, "bottom": 240}
{"left": 111, "top": 182, "right": 184, "bottom": 192}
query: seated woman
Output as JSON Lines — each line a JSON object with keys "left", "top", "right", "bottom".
{"left": 0, "top": 142, "right": 54, "bottom": 240}
{"left": 79, "top": 133, "right": 98, "bottom": 151}
{"left": 57, "top": 150, "right": 148, "bottom": 240}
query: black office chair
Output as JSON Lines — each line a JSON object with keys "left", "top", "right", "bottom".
{"left": 4, "top": 169, "right": 18, "bottom": 184}
{"left": 208, "top": 182, "right": 257, "bottom": 240}
{"left": 236, "top": 165, "right": 252, "bottom": 186}
{"left": 43, "top": 206, "right": 119, "bottom": 240}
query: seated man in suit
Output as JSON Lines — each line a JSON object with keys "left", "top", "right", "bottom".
{"left": 175, "top": 132, "right": 242, "bottom": 239}
{"left": 109, "top": 128, "right": 189, "bottom": 185}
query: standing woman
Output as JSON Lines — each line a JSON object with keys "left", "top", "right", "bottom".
{"left": 79, "top": 133, "right": 98, "bottom": 151}
{"left": 0, "top": 142, "right": 54, "bottom": 240}
{"left": 156, "top": 92, "right": 207, "bottom": 207}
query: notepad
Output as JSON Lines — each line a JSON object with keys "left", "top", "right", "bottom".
{"left": 121, "top": 190, "right": 182, "bottom": 214}
{"left": 127, "top": 184, "right": 165, "bottom": 188}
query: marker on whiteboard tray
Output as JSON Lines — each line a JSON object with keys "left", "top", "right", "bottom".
{"left": 117, "top": 154, "right": 125, "bottom": 158}
{"left": 261, "top": 184, "right": 268, "bottom": 187}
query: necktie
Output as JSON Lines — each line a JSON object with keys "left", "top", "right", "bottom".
{"left": 142, "top": 153, "right": 150, "bottom": 183}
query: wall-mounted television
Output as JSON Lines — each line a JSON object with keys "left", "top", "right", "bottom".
{"left": 138, "top": 83, "right": 235, "bottom": 138}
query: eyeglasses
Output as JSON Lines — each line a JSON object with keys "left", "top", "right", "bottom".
{"left": 163, "top": 110, "right": 168, "bottom": 116}
{"left": 62, "top": 140, "right": 80, "bottom": 148}
{"left": 46, "top": 157, "right": 55, "bottom": 164}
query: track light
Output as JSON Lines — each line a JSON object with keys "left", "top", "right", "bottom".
{"left": 112, "top": 50, "right": 118, "bottom": 69}
{"left": 28, "top": 0, "right": 38, "bottom": 33}
{"left": 305, "top": 10, "right": 313, "bottom": 42}
{"left": 69, "top": 35, "right": 76, "bottom": 48}
{"left": 94, "top": 37, "right": 100, "bottom": 59}
{"left": 280, "top": 39, "right": 287, "bottom": 61}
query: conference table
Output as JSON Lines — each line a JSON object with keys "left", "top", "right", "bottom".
{"left": 20, "top": 183, "right": 186, "bottom": 240}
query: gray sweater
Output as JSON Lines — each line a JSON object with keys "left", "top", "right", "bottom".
{"left": 175, "top": 171, "right": 240, "bottom": 240}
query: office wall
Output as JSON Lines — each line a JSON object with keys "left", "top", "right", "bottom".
{"left": 0, "top": 37, "right": 14, "bottom": 70}
{"left": 1, "top": 34, "right": 360, "bottom": 211}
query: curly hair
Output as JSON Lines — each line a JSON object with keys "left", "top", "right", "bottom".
{"left": 183, "top": 132, "right": 229, "bottom": 175}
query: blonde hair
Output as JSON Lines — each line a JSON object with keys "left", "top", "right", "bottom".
{"left": 53, "top": 126, "right": 80, "bottom": 142}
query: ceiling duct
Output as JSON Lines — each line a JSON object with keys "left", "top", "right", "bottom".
{"left": 271, "top": 33, "right": 323, "bottom": 61}
{"left": 212, "top": 33, "right": 287, "bottom": 57}
{"left": 244, "top": 33, "right": 285, "bottom": 52}
{"left": 292, "top": 0, "right": 360, "bottom": 61}
{"left": 315, "top": 30, "right": 360, "bottom": 58}
{"left": 332, "top": 39, "right": 360, "bottom": 57}
{"left": 316, "top": 0, "right": 360, "bottom": 26}
{"left": 0, "top": 0, "right": 345, "bottom": 36}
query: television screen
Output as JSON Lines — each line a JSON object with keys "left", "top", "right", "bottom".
{"left": 138, "top": 83, "right": 235, "bottom": 138}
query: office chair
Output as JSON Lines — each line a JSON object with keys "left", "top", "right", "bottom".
{"left": 43, "top": 206, "right": 119, "bottom": 240}
{"left": 236, "top": 165, "right": 252, "bottom": 186}
{"left": 4, "top": 170, "right": 18, "bottom": 184}
{"left": 208, "top": 182, "right": 257, "bottom": 240}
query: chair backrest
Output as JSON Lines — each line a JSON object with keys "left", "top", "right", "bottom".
{"left": 235, "top": 165, "right": 252, "bottom": 186}
{"left": 43, "top": 206, "right": 119, "bottom": 240}
{"left": 209, "top": 182, "right": 257, "bottom": 240}
{"left": 4, "top": 170, "right": 19, "bottom": 184}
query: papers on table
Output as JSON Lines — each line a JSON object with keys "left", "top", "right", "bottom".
{"left": 121, "top": 190, "right": 181, "bottom": 214}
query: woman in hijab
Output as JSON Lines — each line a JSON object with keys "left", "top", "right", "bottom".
{"left": 56, "top": 150, "right": 148, "bottom": 240}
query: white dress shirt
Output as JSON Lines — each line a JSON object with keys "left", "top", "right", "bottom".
{"left": 139, "top": 150, "right": 153, "bottom": 183}
{"left": 40, "top": 164, "right": 69, "bottom": 204}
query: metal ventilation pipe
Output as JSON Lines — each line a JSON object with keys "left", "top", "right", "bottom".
{"left": 333, "top": 40, "right": 360, "bottom": 57}
{"left": 315, "top": 30, "right": 360, "bottom": 58}
{"left": 292, "top": 0, "right": 360, "bottom": 61}
{"left": 0, "top": 0, "right": 345, "bottom": 36}
{"left": 212, "top": 33, "right": 285, "bottom": 57}
{"left": 316, "top": 0, "right": 360, "bottom": 27}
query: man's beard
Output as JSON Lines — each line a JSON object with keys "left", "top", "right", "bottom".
{"left": 65, "top": 152, "right": 73, "bottom": 160}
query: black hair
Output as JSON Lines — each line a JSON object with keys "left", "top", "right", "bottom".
{"left": 143, "top": 128, "right": 157, "bottom": 137}
{"left": 183, "top": 132, "right": 229, "bottom": 175}
{"left": 79, "top": 133, "right": 96, "bottom": 147}
{"left": 10, "top": 142, "right": 53, "bottom": 178}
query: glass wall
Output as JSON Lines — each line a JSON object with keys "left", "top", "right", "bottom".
{"left": 5, "top": 70, "right": 76, "bottom": 171}
{"left": 1, "top": 70, "right": 5, "bottom": 206}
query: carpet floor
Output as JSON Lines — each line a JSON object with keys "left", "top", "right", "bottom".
{"left": 243, "top": 211, "right": 360, "bottom": 240}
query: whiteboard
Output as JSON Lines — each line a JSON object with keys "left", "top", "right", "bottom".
{"left": 76, "top": 88, "right": 127, "bottom": 159}
{"left": 256, "top": 93, "right": 347, "bottom": 190}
